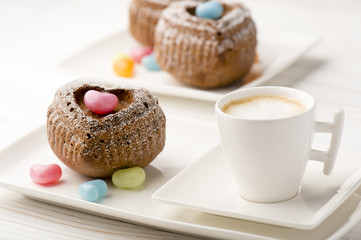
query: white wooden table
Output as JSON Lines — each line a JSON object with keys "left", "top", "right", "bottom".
{"left": 0, "top": 0, "right": 360, "bottom": 239}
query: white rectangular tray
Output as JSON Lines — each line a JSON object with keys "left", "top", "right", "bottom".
{"left": 0, "top": 116, "right": 361, "bottom": 240}
{"left": 57, "top": 30, "right": 320, "bottom": 102}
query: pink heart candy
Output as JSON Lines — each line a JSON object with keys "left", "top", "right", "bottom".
{"left": 30, "top": 164, "right": 62, "bottom": 185}
{"left": 84, "top": 90, "right": 119, "bottom": 114}
{"left": 130, "top": 46, "right": 153, "bottom": 64}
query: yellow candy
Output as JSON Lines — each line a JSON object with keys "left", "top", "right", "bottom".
{"left": 113, "top": 53, "right": 134, "bottom": 78}
{"left": 112, "top": 167, "right": 146, "bottom": 189}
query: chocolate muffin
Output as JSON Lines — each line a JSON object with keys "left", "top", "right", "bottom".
{"left": 154, "top": 0, "right": 257, "bottom": 88}
{"left": 129, "top": 0, "right": 204, "bottom": 47}
{"left": 129, "top": 0, "right": 177, "bottom": 47}
{"left": 47, "top": 80, "right": 166, "bottom": 177}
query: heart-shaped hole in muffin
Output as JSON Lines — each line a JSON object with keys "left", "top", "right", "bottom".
{"left": 74, "top": 86, "right": 134, "bottom": 119}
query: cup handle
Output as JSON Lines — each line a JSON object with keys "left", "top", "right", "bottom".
{"left": 309, "top": 109, "right": 345, "bottom": 175}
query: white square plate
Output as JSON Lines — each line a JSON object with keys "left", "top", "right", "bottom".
{"left": 57, "top": 30, "right": 320, "bottom": 102}
{"left": 153, "top": 145, "right": 361, "bottom": 230}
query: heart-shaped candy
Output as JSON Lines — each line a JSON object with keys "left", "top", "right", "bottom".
{"left": 84, "top": 90, "right": 119, "bottom": 114}
{"left": 30, "top": 164, "right": 62, "bottom": 185}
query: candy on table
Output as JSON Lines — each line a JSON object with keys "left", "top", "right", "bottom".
{"left": 130, "top": 46, "right": 153, "bottom": 64}
{"left": 141, "top": 53, "right": 161, "bottom": 71}
{"left": 113, "top": 53, "right": 134, "bottom": 77}
{"left": 78, "top": 179, "right": 108, "bottom": 202}
{"left": 195, "top": 1, "right": 224, "bottom": 20}
{"left": 84, "top": 90, "right": 118, "bottom": 115}
{"left": 112, "top": 167, "right": 146, "bottom": 189}
{"left": 30, "top": 164, "right": 62, "bottom": 185}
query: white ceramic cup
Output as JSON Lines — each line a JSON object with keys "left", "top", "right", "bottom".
{"left": 215, "top": 86, "right": 344, "bottom": 203}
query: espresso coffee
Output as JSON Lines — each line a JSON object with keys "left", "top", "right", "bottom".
{"left": 222, "top": 95, "right": 307, "bottom": 120}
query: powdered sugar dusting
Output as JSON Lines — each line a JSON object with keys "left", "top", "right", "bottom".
{"left": 156, "top": 0, "right": 253, "bottom": 54}
{"left": 154, "top": 0, "right": 257, "bottom": 88}
{"left": 47, "top": 80, "right": 166, "bottom": 177}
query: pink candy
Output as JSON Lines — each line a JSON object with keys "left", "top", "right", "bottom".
{"left": 84, "top": 90, "right": 118, "bottom": 114}
{"left": 130, "top": 46, "right": 153, "bottom": 63}
{"left": 30, "top": 164, "right": 62, "bottom": 185}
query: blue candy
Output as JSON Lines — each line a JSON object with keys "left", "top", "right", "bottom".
{"left": 196, "top": 1, "right": 224, "bottom": 20}
{"left": 78, "top": 179, "right": 107, "bottom": 202}
{"left": 142, "top": 53, "right": 161, "bottom": 71}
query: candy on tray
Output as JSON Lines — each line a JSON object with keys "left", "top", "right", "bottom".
{"left": 141, "top": 53, "right": 161, "bottom": 71}
{"left": 30, "top": 164, "right": 62, "bottom": 185}
{"left": 113, "top": 53, "right": 134, "bottom": 77}
{"left": 84, "top": 90, "right": 118, "bottom": 115}
{"left": 78, "top": 179, "right": 108, "bottom": 202}
{"left": 130, "top": 46, "right": 153, "bottom": 64}
{"left": 112, "top": 167, "right": 146, "bottom": 189}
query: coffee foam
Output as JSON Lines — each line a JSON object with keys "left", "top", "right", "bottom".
{"left": 222, "top": 95, "right": 307, "bottom": 120}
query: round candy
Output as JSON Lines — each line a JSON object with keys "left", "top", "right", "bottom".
{"left": 130, "top": 46, "right": 153, "bottom": 64}
{"left": 113, "top": 53, "right": 134, "bottom": 77}
{"left": 30, "top": 164, "right": 62, "bottom": 185}
{"left": 78, "top": 179, "right": 107, "bottom": 202}
{"left": 195, "top": 1, "right": 224, "bottom": 20}
{"left": 141, "top": 53, "right": 161, "bottom": 71}
{"left": 112, "top": 167, "right": 146, "bottom": 189}
{"left": 84, "top": 90, "right": 118, "bottom": 115}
